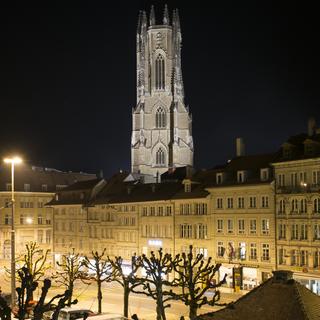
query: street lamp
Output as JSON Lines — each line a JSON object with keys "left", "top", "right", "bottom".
{"left": 3, "top": 156, "right": 22, "bottom": 307}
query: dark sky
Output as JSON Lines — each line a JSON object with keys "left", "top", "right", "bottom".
{"left": 1, "top": 1, "right": 320, "bottom": 177}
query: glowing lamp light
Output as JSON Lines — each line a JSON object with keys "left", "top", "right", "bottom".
{"left": 4, "top": 157, "right": 23, "bottom": 164}
{"left": 26, "top": 217, "right": 33, "bottom": 224}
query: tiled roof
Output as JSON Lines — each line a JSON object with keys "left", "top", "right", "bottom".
{"left": 0, "top": 165, "right": 96, "bottom": 193}
{"left": 197, "top": 271, "right": 320, "bottom": 320}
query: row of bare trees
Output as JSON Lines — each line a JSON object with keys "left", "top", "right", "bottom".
{"left": 1, "top": 242, "right": 226, "bottom": 320}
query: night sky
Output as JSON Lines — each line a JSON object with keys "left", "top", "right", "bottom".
{"left": 1, "top": 1, "right": 320, "bottom": 177}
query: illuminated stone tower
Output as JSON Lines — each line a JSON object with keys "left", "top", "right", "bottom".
{"left": 131, "top": 5, "right": 193, "bottom": 178}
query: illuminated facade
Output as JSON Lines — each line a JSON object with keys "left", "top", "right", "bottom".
{"left": 0, "top": 165, "right": 96, "bottom": 265}
{"left": 131, "top": 6, "right": 193, "bottom": 178}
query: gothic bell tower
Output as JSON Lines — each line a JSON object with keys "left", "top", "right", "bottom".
{"left": 131, "top": 5, "right": 194, "bottom": 178}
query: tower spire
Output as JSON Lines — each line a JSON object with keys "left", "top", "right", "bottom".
{"left": 163, "top": 4, "right": 170, "bottom": 25}
{"left": 150, "top": 5, "right": 156, "bottom": 26}
{"left": 136, "top": 10, "right": 142, "bottom": 34}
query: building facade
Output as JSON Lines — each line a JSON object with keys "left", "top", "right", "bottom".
{"left": 0, "top": 164, "right": 96, "bottom": 265}
{"left": 272, "top": 128, "right": 320, "bottom": 294}
{"left": 131, "top": 6, "right": 193, "bottom": 178}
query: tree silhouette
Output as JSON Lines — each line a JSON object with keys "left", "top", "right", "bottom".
{"left": 107, "top": 255, "right": 142, "bottom": 318}
{"left": 6, "top": 242, "right": 50, "bottom": 301}
{"left": 171, "top": 245, "right": 226, "bottom": 320}
{"left": 54, "top": 248, "right": 88, "bottom": 306}
{"left": 135, "top": 248, "right": 176, "bottom": 320}
{"left": 0, "top": 289, "right": 11, "bottom": 320}
{"left": 83, "top": 249, "right": 112, "bottom": 314}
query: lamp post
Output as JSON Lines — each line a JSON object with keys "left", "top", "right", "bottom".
{"left": 3, "top": 156, "right": 22, "bottom": 307}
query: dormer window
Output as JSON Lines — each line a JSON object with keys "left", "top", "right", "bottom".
{"left": 216, "top": 173, "right": 224, "bottom": 184}
{"left": 237, "top": 171, "right": 247, "bottom": 183}
{"left": 24, "top": 184, "right": 30, "bottom": 192}
{"left": 260, "top": 168, "right": 269, "bottom": 181}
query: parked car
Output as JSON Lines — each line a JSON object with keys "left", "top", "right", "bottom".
{"left": 86, "top": 314, "right": 129, "bottom": 320}
{"left": 43, "top": 306, "right": 95, "bottom": 320}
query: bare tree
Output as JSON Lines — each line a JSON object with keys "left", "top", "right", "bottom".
{"left": 135, "top": 248, "right": 176, "bottom": 320}
{"left": 54, "top": 248, "right": 88, "bottom": 306}
{"left": 171, "top": 245, "right": 226, "bottom": 320}
{"left": 107, "top": 255, "right": 142, "bottom": 318}
{"left": 6, "top": 242, "right": 50, "bottom": 301}
{"left": 83, "top": 249, "right": 112, "bottom": 314}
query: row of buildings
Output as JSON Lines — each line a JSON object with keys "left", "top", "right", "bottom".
{"left": 1, "top": 122, "right": 319, "bottom": 295}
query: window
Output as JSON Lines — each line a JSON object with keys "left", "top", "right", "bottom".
{"left": 249, "top": 219, "right": 257, "bottom": 234}
{"left": 300, "top": 250, "right": 308, "bottom": 266}
{"left": 158, "top": 206, "right": 163, "bottom": 216}
{"left": 150, "top": 207, "right": 155, "bottom": 216}
{"left": 250, "top": 243, "right": 257, "bottom": 260}
{"left": 227, "top": 198, "right": 233, "bottom": 209}
{"left": 291, "top": 224, "right": 299, "bottom": 240}
{"left": 238, "top": 197, "right": 245, "bottom": 209}
{"left": 4, "top": 214, "right": 10, "bottom": 225}
{"left": 300, "top": 224, "right": 308, "bottom": 240}
{"left": 180, "top": 224, "right": 193, "bottom": 238}
{"left": 291, "top": 173, "right": 298, "bottom": 187}
{"left": 156, "top": 148, "right": 165, "bottom": 166}
{"left": 46, "top": 230, "right": 51, "bottom": 244}
{"left": 314, "top": 224, "right": 320, "bottom": 240}
{"left": 278, "top": 174, "right": 285, "bottom": 187}
{"left": 216, "top": 198, "right": 223, "bottom": 209}
{"left": 249, "top": 197, "right": 256, "bottom": 208}
{"left": 41, "top": 184, "right": 48, "bottom": 192}
{"left": 278, "top": 224, "right": 286, "bottom": 239}
{"left": 261, "top": 244, "right": 270, "bottom": 261}
{"left": 195, "top": 203, "right": 207, "bottom": 215}
{"left": 262, "top": 219, "right": 270, "bottom": 235}
{"left": 142, "top": 207, "right": 147, "bottom": 216}
{"left": 165, "top": 206, "right": 172, "bottom": 216}
{"left": 217, "top": 242, "right": 225, "bottom": 257}
{"left": 238, "top": 242, "right": 246, "bottom": 260}
{"left": 237, "top": 171, "right": 246, "bottom": 183}
{"left": 6, "top": 183, "right": 12, "bottom": 191}
{"left": 155, "top": 107, "right": 166, "bottom": 128}
{"left": 300, "top": 199, "right": 307, "bottom": 213}
{"left": 260, "top": 168, "right": 269, "bottom": 181}
{"left": 279, "top": 248, "right": 286, "bottom": 265}
{"left": 299, "top": 172, "right": 307, "bottom": 185}
{"left": 261, "top": 196, "right": 269, "bottom": 208}
{"left": 291, "top": 199, "right": 298, "bottom": 213}
{"left": 279, "top": 199, "right": 286, "bottom": 214}
{"left": 24, "top": 184, "right": 31, "bottom": 192}
{"left": 314, "top": 198, "right": 320, "bottom": 213}
{"left": 56, "top": 185, "right": 67, "bottom": 190}
{"left": 38, "top": 230, "right": 43, "bottom": 244}
{"left": 314, "top": 251, "right": 320, "bottom": 268}
{"left": 217, "top": 219, "right": 223, "bottom": 233}
{"left": 216, "top": 173, "right": 223, "bottom": 184}
{"left": 155, "top": 54, "right": 165, "bottom": 90}
{"left": 312, "top": 171, "right": 320, "bottom": 186}
{"left": 196, "top": 224, "right": 207, "bottom": 239}
{"left": 38, "top": 214, "right": 43, "bottom": 225}
{"left": 227, "top": 219, "right": 234, "bottom": 234}
{"left": 238, "top": 219, "right": 245, "bottom": 234}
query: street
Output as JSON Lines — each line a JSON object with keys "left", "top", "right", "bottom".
{"left": 0, "top": 272, "right": 243, "bottom": 319}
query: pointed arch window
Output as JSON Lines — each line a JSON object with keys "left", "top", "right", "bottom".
{"left": 156, "top": 107, "right": 166, "bottom": 128}
{"left": 156, "top": 148, "right": 165, "bottom": 166}
{"left": 155, "top": 54, "right": 165, "bottom": 90}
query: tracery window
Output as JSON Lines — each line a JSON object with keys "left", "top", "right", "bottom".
{"left": 156, "top": 148, "right": 165, "bottom": 166}
{"left": 155, "top": 54, "right": 165, "bottom": 90}
{"left": 155, "top": 107, "right": 166, "bottom": 128}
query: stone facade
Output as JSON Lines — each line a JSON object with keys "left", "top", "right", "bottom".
{"left": 131, "top": 6, "right": 193, "bottom": 177}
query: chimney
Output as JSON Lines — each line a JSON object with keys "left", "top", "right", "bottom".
{"left": 236, "top": 138, "right": 245, "bottom": 157}
{"left": 308, "top": 117, "right": 316, "bottom": 136}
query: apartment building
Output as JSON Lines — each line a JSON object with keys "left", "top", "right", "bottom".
{"left": 0, "top": 164, "right": 96, "bottom": 265}
{"left": 206, "top": 153, "right": 277, "bottom": 289}
{"left": 272, "top": 123, "right": 320, "bottom": 294}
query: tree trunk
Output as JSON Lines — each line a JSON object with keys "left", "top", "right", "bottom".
{"left": 123, "top": 284, "right": 129, "bottom": 318}
{"left": 68, "top": 283, "right": 73, "bottom": 307}
{"left": 189, "top": 305, "right": 197, "bottom": 320}
{"left": 97, "top": 280, "right": 102, "bottom": 314}
{"left": 156, "top": 297, "right": 165, "bottom": 320}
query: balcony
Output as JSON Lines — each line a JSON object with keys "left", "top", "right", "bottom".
{"left": 276, "top": 184, "right": 320, "bottom": 194}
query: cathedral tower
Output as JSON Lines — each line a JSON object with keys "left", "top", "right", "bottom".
{"left": 131, "top": 5, "right": 194, "bottom": 177}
